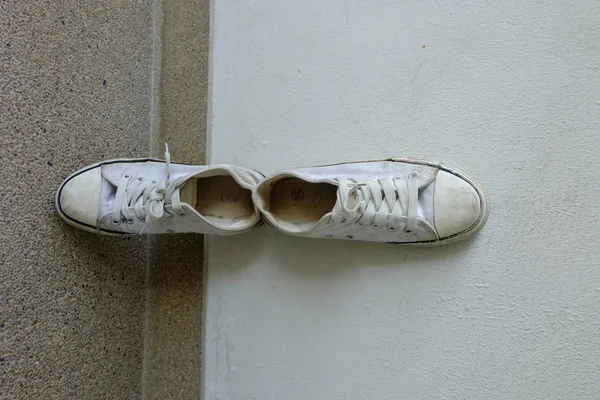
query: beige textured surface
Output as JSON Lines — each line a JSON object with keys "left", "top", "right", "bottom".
{"left": 144, "top": 0, "right": 208, "bottom": 398}
{"left": 0, "top": 1, "right": 153, "bottom": 399}
{"left": 1, "top": 0, "right": 208, "bottom": 397}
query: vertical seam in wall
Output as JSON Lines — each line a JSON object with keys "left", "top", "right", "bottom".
{"left": 142, "top": 0, "right": 163, "bottom": 398}
{"left": 149, "top": 0, "right": 162, "bottom": 159}
{"left": 199, "top": 240, "right": 209, "bottom": 400}
{"left": 204, "top": 0, "right": 216, "bottom": 166}
{"left": 141, "top": 216, "right": 152, "bottom": 399}
{"left": 200, "top": 0, "right": 217, "bottom": 398}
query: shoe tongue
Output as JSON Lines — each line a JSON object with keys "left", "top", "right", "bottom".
{"left": 178, "top": 178, "right": 197, "bottom": 208}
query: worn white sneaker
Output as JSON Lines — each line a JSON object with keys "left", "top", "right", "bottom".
{"left": 56, "top": 146, "right": 263, "bottom": 236}
{"left": 253, "top": 159, "right": 489, "bottom": 244}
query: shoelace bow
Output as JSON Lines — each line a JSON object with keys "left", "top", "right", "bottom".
{"left": 332, "top": 173, "right": 420, "bottom": 232}
{"left": 111, "top": 144, "right": 185, "bottom": 226}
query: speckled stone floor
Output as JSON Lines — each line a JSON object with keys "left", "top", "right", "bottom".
{"left": 0, "top": 1, "right": 207, "bottom": 399}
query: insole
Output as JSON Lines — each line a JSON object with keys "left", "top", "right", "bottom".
{"left": 195, "top": 176, "right": 254, "bottom": 220}
{"left": 270, "top": 178, "right": 337, "bottom": 226}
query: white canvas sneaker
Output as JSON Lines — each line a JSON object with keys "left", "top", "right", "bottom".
{"left": 253, "top": 159, "right": 489, "bottom": 244}
{"left": 56, "top": 146, "right": 263, "bottom": 236}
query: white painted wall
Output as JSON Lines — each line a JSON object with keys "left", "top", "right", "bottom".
{"left": 204, "top": 1, "right": 600, "bottom": 399}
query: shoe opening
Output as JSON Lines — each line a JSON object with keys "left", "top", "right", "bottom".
{"left": 194, "top": 176, "right": 255, "bottom": 229}
{"left": 267, "top": 177, "right": 337, "bottom": 233}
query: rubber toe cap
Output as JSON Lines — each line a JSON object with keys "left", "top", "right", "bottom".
{"left": 57, "top": 167, "right": 102, "bottom": 227}
{"left": 434, "top": 170, "right": 482, "bottom": 239}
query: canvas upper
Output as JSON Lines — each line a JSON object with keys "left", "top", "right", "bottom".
{"left": 253, "top": 159, "right": 488, "bottom": 244}
{"left": 56, "top": 147, "right": 264, "bottom": 236}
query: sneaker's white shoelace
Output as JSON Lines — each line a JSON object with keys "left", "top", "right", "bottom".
{"left": 111, "top": 144, "right": 185, "bottom": 227}
{"left": 332, "top": 174, "right": 419, "bottom": 232}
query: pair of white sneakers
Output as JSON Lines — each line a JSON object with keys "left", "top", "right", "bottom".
{"left": 56, "top": 146, "right": 489, "bottom": 244}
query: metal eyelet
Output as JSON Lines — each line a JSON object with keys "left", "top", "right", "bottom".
{"left": 388, "top": 226, "right": 396, "bottom": 231}
{"left": 346, "top": 235, "right": 354, "bottom": 239}
{"left": 371, "top": 224, "right": 379, "bottom": 228}
{"left": 127, "top": 218, "right": 133, "bottom": 225}
{"left": 111, "top": 219, "right": 120, "bottom": 226}
{"left": 404, "top": 229, "right": 413, "bottom": 234}
{"left": 137, "top": 177, "right": 144, "bottom": 182}
{"left": 340, "top": 219, "right": 347, "bottom": 224}
{"left": 123, "top": 174, "right": 131, "bottom": 180}
{"left": 324, "top": 234, "right": 333, "bottom": 238}
{"left": 408, "top": 172, "right": 418, "bottom": 179}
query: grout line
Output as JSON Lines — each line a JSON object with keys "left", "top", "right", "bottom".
{"left": 141, "top": 232, "right": 152, "bottom": 400}
{"left": 149, "top": 0, "right": 162, "bottom": 159}
{"left": 141, "top": 0, "right": 163, "bottom": 398}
